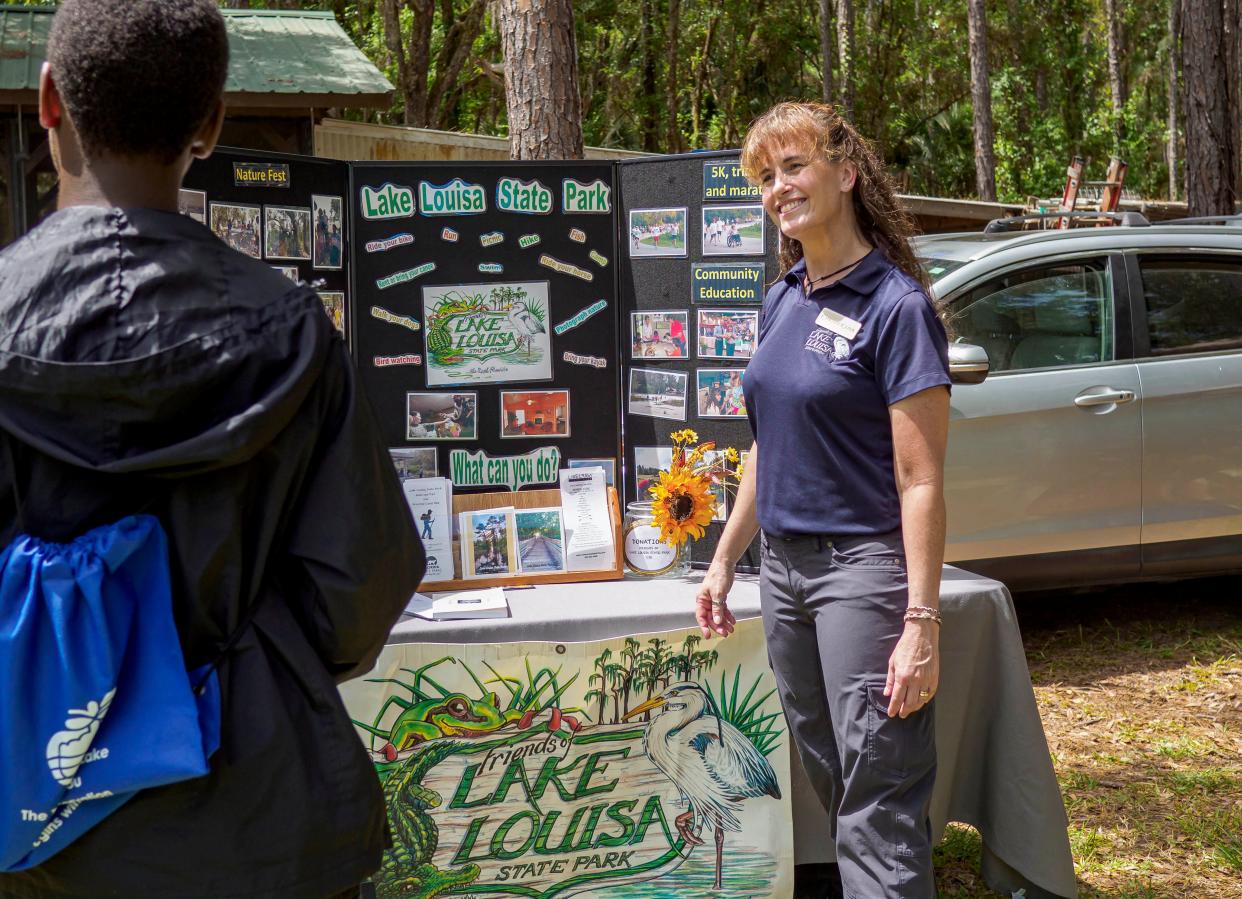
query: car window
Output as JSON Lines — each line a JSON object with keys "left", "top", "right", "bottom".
{"left": 947, "top": 259, "right": 1113, "bottom": 373}
{"left": 1139, "top": 257, "right": 1242, "bottom": 356}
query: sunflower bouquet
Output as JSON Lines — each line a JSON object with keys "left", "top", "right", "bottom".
{"left": 648, "top": 429, "right": 742, "bottom": 547}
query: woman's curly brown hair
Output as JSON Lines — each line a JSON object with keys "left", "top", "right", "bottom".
{"left": 740, "top": 102, "right": 930, "bottom": 293}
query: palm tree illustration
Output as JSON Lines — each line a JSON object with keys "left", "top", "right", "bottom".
{"left": 584, "top": 648, "right": 612, "bottom": 724}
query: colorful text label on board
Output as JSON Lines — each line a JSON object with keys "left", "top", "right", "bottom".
{"left": 448, "top": 446, "right": 561, "bottom": 490}
{"left": 691, "top": 263, "right": 766, "bottom": 304}
{"left": 361, "top": 183, "right": 416, "bottom": 220}
{"left": 703, "top": 160, "right": 761, "bottom": 201}
{"left": 365, "top": 233, "right": 414, "bottom": 253}
{"left": 496, "top": 177, "right": 553, "bottom": 215}
{"left": 419, "top": 178, "right": 487, "bottom": 216}
{"left": 233, "top": 161, "right": 289, "bottom": 188}
{"left": 422, "top": 281, "right": 552, "bottom": 386}
{"left": 562, "top": 178, "right": 612, "bottom": 214}
{"left": 337, "top": 622, "right": 792, "bottom": 898}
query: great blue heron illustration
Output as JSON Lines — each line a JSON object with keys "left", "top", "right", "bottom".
{"left": 622, "top": 681, "right": 780, "bottom": 889}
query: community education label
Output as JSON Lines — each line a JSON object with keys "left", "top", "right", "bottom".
{"left": 691, "top": 263, "right": 765, "bottom": 304}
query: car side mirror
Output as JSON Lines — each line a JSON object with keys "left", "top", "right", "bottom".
{"left": 948, "top": 341, "right": 990, "bottom": 384}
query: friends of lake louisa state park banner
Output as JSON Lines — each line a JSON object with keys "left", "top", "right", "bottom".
{"left": 337, "top": 620, "right": 793, "bottom": 898}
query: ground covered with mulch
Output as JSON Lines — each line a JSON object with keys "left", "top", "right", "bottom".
{"left": 934, "top": 577, "right": 1241, "bottom": 898}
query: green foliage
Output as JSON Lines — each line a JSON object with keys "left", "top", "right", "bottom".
{"left": 230, "top": 1, "right": 1179, "bottom": 201}
{"left": 705, "top": 666, "right": 781, "bottom": 757}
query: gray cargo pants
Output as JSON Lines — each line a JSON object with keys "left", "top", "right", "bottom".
{"left": 760, "top": 530, "right": 936, "bottom": 899}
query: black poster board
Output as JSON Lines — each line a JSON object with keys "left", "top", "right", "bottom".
{"left": 184, "top": 147, "right": 351, "bottom": 340}
{"left": 618, "top": 151, "right": 778, "bottom": 567}
{"left": 349, "top": 162, "right": 621, "bottom": 492}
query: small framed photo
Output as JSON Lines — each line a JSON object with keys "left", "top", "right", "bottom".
{"left": 629, "top": 368, "right": 687, "bottom": 421}
{"left": 407, "top": 392, "right": 477, "bottom": 441}
{"left": 633, "top": 446, "right": 673, "bottom": 500}
{"left": 317, "top": 290, "right": 346, "bottom": 339}
{"left": 696, "top": 308, "right": 758, "bottom": 360}
{"left": 702, "top": 204, "right": 765, "bottom": 256}
{"left": 390, "top": 447, "right": 438, "bottom": 480}
{"left": 631, "top": 311, "right": 688, "bottom": 359}
{"left": 704, "top": 450, "right": 728, "bottom": 521}
{"left": 568, "top": 457, "right": 616, "bottom": 486}
{"left": 272, "top": 265, "right": 299, "bottom": 282}
{"left": 264, "top": 205, "right": 312, "bottom": 261}
{"left": 500, "top": 389, "right": 570, "bottom": 439}
{"left": 515, "top": 507, "right": 566, "bottom": 574}
{"left": 696, "top": 368, "right": 748, "bottom": 418}
{"left": 209, "top": 203, "right": 261, "bottom": 258}
{"left": 177, "top": 189, "right": 206, "bottom": 223}
{"left": 312, "top": 194, "right": 344, "bottom": 270}
{"left": 628, "top": 207, "right": 688, "bottom": 258}
{"left": 462, "top": 509, "right": 518, "bottom": 578}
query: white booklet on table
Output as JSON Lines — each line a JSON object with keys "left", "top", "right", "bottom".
{"left": 403, "top": 588, "right": 510, "bottom": 621}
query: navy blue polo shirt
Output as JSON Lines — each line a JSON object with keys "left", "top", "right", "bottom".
{"left": 743, "top": 248, "right": 950, "bottom": 536}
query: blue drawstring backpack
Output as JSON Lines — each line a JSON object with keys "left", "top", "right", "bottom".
{"left": 0, "top": 512, "right": 223, "bottom": 872}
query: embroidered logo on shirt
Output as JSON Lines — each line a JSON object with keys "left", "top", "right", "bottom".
{"left": 805, "top": 329, "right": 851, "bottom": 361}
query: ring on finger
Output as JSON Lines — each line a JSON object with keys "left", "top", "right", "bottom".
{"left": 918, "top": 689, "right": 931, "bottom": 699}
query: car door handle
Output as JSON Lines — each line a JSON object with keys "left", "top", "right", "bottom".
{"left": 1074, "top": 388, "right": 1136, "bottom": 407}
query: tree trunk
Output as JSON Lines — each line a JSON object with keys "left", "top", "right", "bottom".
{"left": 497, "top": 0, "right": 584, "bottom": 160}
{"left": 1181, "top": 0, "right": 1236, "bottom": 215}
{"left": 836, "top": 0, "right": 855, "bottom": 118}
{"left": 665, "top": 0, "right": 682, "bottom": 153}
{"left": 967, "top": 0, "right": 997, "bottom": 201}
{"left": 427, "top": 0, "right": 488, "bottom": 129}
{"left": 638, "top": 0, "right": 660, "bottom": 151}
{"left": 1167, "top": 0, "right": 1180, "bottom": 200}
{"left": 689, "top": 12, "right": 718, "bottom": 148}
{"left": 819, "top": 0, "right": 835, "bottom": 104}
{"left": 1226, "top": 0, "right": 1242, "bottom": 193}
{"left": 1104, "top": 0, "right": 1126, "bottom": 152}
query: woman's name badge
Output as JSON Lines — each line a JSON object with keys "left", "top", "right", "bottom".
{"left": 814, "top": 307, "right": 861, "bottom": 340}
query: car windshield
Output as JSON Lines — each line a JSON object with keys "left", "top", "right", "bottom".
{"left": 919, "top": 256, "right": 969, "bottom": 282}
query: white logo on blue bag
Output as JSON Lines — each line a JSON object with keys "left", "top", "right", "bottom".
{"left": 45, "top": 689, "right": 115, "bottom": 787}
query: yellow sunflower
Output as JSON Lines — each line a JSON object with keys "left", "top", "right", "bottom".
{"left": 648, "top": 468, "right": 716, "bottom": 546}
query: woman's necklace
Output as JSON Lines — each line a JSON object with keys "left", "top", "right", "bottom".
{"left": 804, "top": 250, "right": 870, "bottom": 291}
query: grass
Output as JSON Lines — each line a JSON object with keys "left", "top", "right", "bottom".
{"left": 931, "top": 577, "right": 1241, "bottom": 898}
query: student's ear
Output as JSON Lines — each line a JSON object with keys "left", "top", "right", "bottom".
{"left": 838, "top": 160, "right": 859, "bottom": 193}
{"left": 189, "top": 99, "right": 226, "bottom": 160}
{"left": 38, "top": 63, "right": 62, "bottom": 130}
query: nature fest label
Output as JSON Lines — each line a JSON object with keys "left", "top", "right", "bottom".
{"left": 624, "top": 525, "right": 678, "bottom": 573}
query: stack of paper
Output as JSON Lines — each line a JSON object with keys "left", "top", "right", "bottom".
{"left": 402, "top": 477, "right": 454, "bottom": 583}
{"left": 404, "top": 588, "right": 510, "bottom": 621}
{"left": 558, "top": 467, "right": 615, "bottom": 572}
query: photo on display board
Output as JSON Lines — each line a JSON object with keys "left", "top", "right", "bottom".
{"left": 407, "top": 392, "right": 478, "bottom": 441}
{"left": 209, "top": 203, "right": 261, "bottom": 258}
{"left": 568, "top": 457, "right": 616, "bottom": 486}
{"left": 633, "top": 446, "right": 673, "bottom": 500}
{"left": 272, "top": 265, "right": 299, "bottom": 282}
{"left": 500, "top": 389, "right": 570, "bottom": 439}
{"left": 696, "top": 308, "right": 758, "bottom": 360}
{"left": 696, "top": 368, "right": 748, "bottom": 418}
{"left": 264, "top": 206, "right": 312, "bottom": 261}
{"left": 317, "top": 291, "right": 346, "bottom": 340}
{"left": 463, "top": 509, "right": 518, "bottom": 578}
{"left": 630, "top": 311, "right": 688, "bottom": 359}
{"left": 422, "top": 282, "right": 552, "bottom": 386}
{"left": 704, "top": 450, "right": 729, "bottom": 521}
{"left": 515, "top": 508, "right": 566, "bottom": 574}
{"left": 177, "top": 189, "right": 206, "bottom": 224}
{"left": 702, "top": 204, "right": 765, "bottom": 256}
{"left": 311, "top": 194, "right": 344, "bottom": 270}
{"left": 628, "top": 207, "right": 688, "bottom": 258}
{"left": 628, "top": 368, "right": 687, "bottom": 421}
{"left": 390, "top": 447, "right": 438, "bottom": 480}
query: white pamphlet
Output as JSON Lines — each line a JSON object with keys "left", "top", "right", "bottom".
{"left": 402, "top": 477, "right": 454, "bottom": 582}
{"left": 558, "top": 467, "right": 614, "bottom": 572}
{"left": 403, "top": 588, "right": 510, "bottom": 621}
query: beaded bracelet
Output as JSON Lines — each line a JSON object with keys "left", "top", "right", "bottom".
{"left": 903, "top": 605, "right": 942, "bottom": 624}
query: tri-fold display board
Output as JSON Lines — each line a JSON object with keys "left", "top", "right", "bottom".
{"left": 186, "top": 148, "right": 777, "bottom": 566}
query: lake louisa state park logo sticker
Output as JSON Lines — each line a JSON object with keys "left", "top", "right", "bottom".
{"left": 345, "top": 631, "right": 788, "bottom": 898}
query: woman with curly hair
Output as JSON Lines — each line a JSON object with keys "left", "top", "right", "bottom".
{"left": 694, "top": 102, "right": 950, "bottom": 897}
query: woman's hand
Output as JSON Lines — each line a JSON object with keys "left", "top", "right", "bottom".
{"left": 885, "top": 619, "right": 939, "bottom": 718}
{"left": 694, "top": 561, "right": 737, "bottom": 639}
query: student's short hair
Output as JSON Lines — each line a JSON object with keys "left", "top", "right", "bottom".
{"left": 47, "top": 0, "right": 229, "bottom": 162}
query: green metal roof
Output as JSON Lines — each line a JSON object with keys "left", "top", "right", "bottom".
{"left": 0, "top": 6, "right": 392, "bottom": 106}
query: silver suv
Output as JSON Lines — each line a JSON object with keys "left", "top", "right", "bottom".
{"left": 919, "top": 218, "right": 1242, "bottom": 590}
